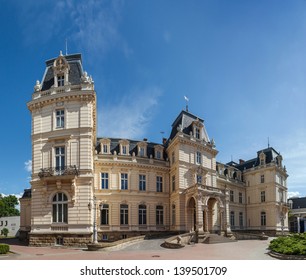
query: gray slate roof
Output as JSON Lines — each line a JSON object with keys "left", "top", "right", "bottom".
{"left": 41, "top": 54, "right": 83, "bottom": 91}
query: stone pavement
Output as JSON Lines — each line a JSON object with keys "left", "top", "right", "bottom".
{"left": 0, "top": 238, "right": 275, "bottom": 260}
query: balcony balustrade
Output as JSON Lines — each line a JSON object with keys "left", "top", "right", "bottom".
{"left": 38, "top": 165, "right": 79, "bottom": 179}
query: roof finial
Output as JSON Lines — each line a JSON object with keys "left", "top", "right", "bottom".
{"left": 59, "top": 50, "right": 63, "bottom": 56}
{"left": 268, "top": 137, "right": 270, "bottom": 148}
{"left": 184, "top": 96, "right": 189, "bottom": 112}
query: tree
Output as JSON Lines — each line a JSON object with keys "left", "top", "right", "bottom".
{"left": 1, "top": 228, "right": 9, "bottom": 237}
{"left": 0, "top": 195, "right": 20, "bottom": 217}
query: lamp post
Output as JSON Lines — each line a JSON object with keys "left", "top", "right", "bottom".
{"left": 88, "top": 196, "right": 98, "bottom": 244}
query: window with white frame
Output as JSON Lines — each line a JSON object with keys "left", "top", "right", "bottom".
{"left": 156, "top": 205, "right": 164, "bottom": 225}
{"left": 56, "top": 109, "right": 65, "bottom": 128}
{"left": 55, "top": 146, "right": 65, "bottom": 174}
{"left": 260, "top": 174, "right": 265, "bottom": 184}
{"left": 121, "top": 173, "right": 128, "bottom": 190}
{"left": 122, "top": 145, "right": 127, "bottom": 155}
{"left": 139, "top": 174, "right": 146, "bottom": 191}
{"left": 156, "top": 150, "right": 161, "bottom": 159}
{"left": 52, "top": 192, "right": 68, "bottom": 223}
{"left": 196, "top": 151, "right": 202, "bottom": 165}
{"left": 103, "top": 144, "right": 108, "bottom": 154}
{"left": 139, "top": 147, "right": 145, "bottom": 157}
{"left": 100, "top": 204, "right": 109, "bottom": 225}
{"left": 138, "top": 205, "right": 147, "bottom": 225}
{"left": 120, "top": 204, "right": 128, "bottom": 225}
{"left": 195, "top": 127, "right": 200, "bottom": 139}
{"left": 57, "top": 75, "right": 65, "bottom": 87}
{"left": 101, "top": 173, "right": 109, "bottom": 189}
{"left": 156, "top": 176, "right": 163, "bottom": 192}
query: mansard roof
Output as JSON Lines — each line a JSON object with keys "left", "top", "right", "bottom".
{"left": 230, "top": 147, "right": 282, "bottom": 171}
{"left": 288, "top": 197, "right": 306, "bottom": 209}
{"left": 168, "top": 110, "right": 209, "bottom": 142}
{"left": 96, "top": 137, "right": 167, "bottom": 159}
{"left": 21, "top": 188, "right": 31, "bottom": 199}
{"left": 41, "top": 53, "right": 83, "bottom": 91}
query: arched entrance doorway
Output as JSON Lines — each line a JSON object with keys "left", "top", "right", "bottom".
{"left": 206, "top": 197, "right": 221, "bottom": 233}
{"left": 187, "top": 197, "right": 196, "bottom": 231}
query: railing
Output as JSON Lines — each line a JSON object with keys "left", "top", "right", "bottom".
{"left": 38, "top": 165, "right": 79, "bottom": 178}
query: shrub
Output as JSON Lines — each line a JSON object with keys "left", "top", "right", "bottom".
{"left": 269, "top": 234, "right": 306, "bottom": 255}
{"left": 1, "top": 228, "right": 9, "bottom": 237}
{"left": 0, "top": 244, "right": 10, "bottom": 254}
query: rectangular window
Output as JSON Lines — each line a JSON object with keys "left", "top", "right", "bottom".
{"left": 56, "top": 109, "right": 65, "bottom": 128}
{"left": 120, "top": 204, "right": 128, "bottom": 225}
{"left": 196, "top": 151, "right": 202, "bottom": 164}
{"left": 239, "top": 212, "right": 243, "bottom": 228}
{"left": 138, "top": 205, "right": 147, "bottom": 225}
{"left": 100, "top": 204, "right": 109, "bottom": 225}
{"left": 121, "top": 173, "right": 128, "bottom": 190}
{"left": 261, "top": 191, "right": 266, "bottom": 203}
{"left": 102, "top": 234, "right": 108, "bottom": 241}
{"left": 122, "top": 145, "right": 127, "bottom": 155}
{"left": 139, "top": 147, "right": 145, "bottom": 157}
{"left": 156, "top": 206, "right": 164, "bottom": 225}
{"left": 172, "top": 175, "right": 176, "bottom": 192}
{"left": 58, "top": 75, "right": 65, "bottom": 87}
{"left": 103, "top": 144, "right": 108, "bottom": 154}
{"left": 195, "top": 128, "right": 200, "bottom": 139}
{"left": 101, "top": 173, "right": 109, "bottom": 189}
{"left": 260, "top": 174, "right": 265, "bottom": 184}
{"left": 55, "top": 146, "right": 65, "bottom": 174}
{"left": 156, "top": 150, "right": 161, "bottom": 159}
{"left": 197, "top": 175, "right": 202, "bottom": 184}
{"left": 230, "top": 190, "right": 234, "bottom": 202}
{"left": 239, "top": 192, "right": 243, "bottom": 204}
{"left": 230, "top": 211, "right": 235, "bottom": 228}
{"left": 261, "top": 212, "right": 266, "bottom": 226}
{"left": 156, "top": 176, "right": 163, "bottom": 192}
{"left": 139, "top": 174, "right": 146, "bottom": 191}
{"left": 172, "top": 151, "right": 175, "bottom": 164}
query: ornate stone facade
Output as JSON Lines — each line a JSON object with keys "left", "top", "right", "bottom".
{"left": 20, "top": 52, "right": 289, "bottom": 246}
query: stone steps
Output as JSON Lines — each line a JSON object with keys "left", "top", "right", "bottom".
{"left": 203, "top": 234, "right": 237, "bottom": 244}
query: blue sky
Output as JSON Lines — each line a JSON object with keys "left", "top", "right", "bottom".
{"left": 0, "top": 0, "right": 305, "bottom": 198}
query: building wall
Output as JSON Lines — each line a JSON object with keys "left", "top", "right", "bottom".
{"left": 0, "top": 216, "right": 20, "bottom": 237}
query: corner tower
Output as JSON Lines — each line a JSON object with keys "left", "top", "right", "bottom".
{"left": 25, "top": 52, "right": 96, "bottom": 246}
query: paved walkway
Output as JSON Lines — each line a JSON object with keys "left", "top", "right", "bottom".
{"left": 0, "top": 238, "right": 275, "bottom": 260}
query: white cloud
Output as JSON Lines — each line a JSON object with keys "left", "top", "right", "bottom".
{"left": 288, "top": 191, "right": 302, "bottom": 199}
{"left": 98, "top": 87, "right": 162, "bottom": 139}
{"left": 24, "top": 160, "right": 32, "bottom": 173}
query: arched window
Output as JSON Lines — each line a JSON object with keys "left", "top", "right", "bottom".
{"left": 52, "top": 192, "right": 68, "bottom": 223}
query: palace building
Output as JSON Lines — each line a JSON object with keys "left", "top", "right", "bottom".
{"left": 20, "top": 52, "right": 289, "bottom": 246}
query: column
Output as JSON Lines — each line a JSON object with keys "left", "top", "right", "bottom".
{"left": 197, "top": 199, "right": 204, "bottom": 233}
{"left": 297, "top": 216, "right": 300, "bottom": 233}
{"left": 203, "top": 206, "right": 208, "bottom": 232}
{"left": 224, "top": 189, "right": 232, "bottom": 236}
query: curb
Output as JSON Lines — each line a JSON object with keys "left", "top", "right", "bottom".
{"left": 268, "top": 250, "right": 306, "bottom": 260}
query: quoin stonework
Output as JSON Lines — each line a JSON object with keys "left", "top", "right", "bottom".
{"left": 20, "top": 52, "right": 289, "bottom": 246}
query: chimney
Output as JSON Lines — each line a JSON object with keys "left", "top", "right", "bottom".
{"left": 162, "top": 138, "right": 167, "bottom": 145}
{"left": 239, "top": 159, "right": 245, "bottom": 164}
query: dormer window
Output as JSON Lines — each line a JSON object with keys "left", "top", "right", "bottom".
{"left": 195, "top": 128, "right": 200, "bottom": 139}
{"left": 259, "top": 151, "right": 266, "bottom": 166}
{"left": 57, "top": 75, "right": 65, "bottom": 87}
{"left": 53, "top": 52, "right": 70, "bottom": 88}
{"left": 99, "top": 138, "right": 111, "bottom": 155}
{"left": 119, "top": 140, "right": 130, "bottom": 156}
{"left": 137, "top": 141, "right": 147, "bottom": 157}
{"left": 154, "top": 145, "right": 164, "bottom": 160}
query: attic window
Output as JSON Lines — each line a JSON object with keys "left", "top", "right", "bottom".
{"left": 195, "top": 128, "right": 200, "bottom": 139}
{"left": 58, "top": 75, "right": 65, "bottom": 87}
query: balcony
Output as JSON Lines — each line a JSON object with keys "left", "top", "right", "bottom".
{"left": 38, "top": 165, "right": 79, "bottom": 179}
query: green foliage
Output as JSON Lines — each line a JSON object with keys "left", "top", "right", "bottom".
{"left": 269, "top": 233, "right": 306, "bottom": 255}
{"left": 1, "top": 228, "right": 9, "bottom": 237}
{"left": 0, "top": 195, "right": 20, "bottom": 217}
{"left": 0, "top": 243, "right": 10, "bottom": 254}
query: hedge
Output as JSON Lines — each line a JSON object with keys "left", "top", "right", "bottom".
{"left": 269, "top": 233, "right": 306, "bottom": 255}
{"left": 0, "top": 244, "right": 10, "bottom": 254}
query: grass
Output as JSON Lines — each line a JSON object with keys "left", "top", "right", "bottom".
{"left": 269, "top": 233, "right": 306, "bottom": 255}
